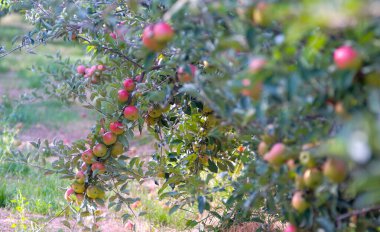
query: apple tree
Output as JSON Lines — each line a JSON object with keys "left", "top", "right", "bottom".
{"left": 2, "top": 0, "right": 380, "bottom": 231}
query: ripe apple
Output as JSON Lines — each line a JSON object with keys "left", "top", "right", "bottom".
{"left": 118, "top": 89, "right": 129, "bottom": 103}
{"left": 86, "top": 185, "right": 105, "bottom": 199}
{"left": 97, "top": 64, "right": 106, "bottom": 71}
{"left": 248, "top": 57, "right": 266, "bottom": 73}
{"left": 334, "top": 45, "right": 360, "bottom": 70}
{"left": 93, "top": 143, "right": 107, "bottom": 157}
{"left": 64, "top": 188, "right": 75, "bottom": 202}
{"left": 323, "top": 158, "right": 347, "bottom": 183}
{"left": 124, "top": 106, "right": 139, "bottom": 121}
{"left": 71, "top": 181, "right": 85, "bottom": 194}
{"left": 102, "top": 132, "right": 117, "bottom": 145}
{"left": 75, "top": 171, "right": 85, "bottom": 184}
{"left": 291, "top": 191, "right": 309, "bottom": 213}
{"left": 257, "top": 141, "right": 268, "bottom": 156}
{"left": 153, "top": 22, "right": 174, "bottom": 43}
{"left": 284, "top": 224, "right": 297, "bottom": 232}
{"left": 299, "top": 151, "right": 316, "bottom": 168}
{"left": 110, "top": 121, "right": 124, "bottom": 135}
{"left": 263, "top": 143, "right": 286, "bottom": 166}
{"left": 177, "top": 65, "right": 197, "bottom": 83}
{"left": 148, "top": 106, "right": 162, "bottom": 118}
{"left": 76, "top": 65, "right": 86, "bottom": 75}
{"left": 82, "top": 149, "right": 95, "bottom": 164}
{"left": 91, "top": 162, "right": 106, "bottom": 174}
{"left": 123, "top": 78, "right": 136, "bottom": 92}
{"left": 303, "top": 168, "right": 323, "bottom": 188}
{"left": 142, "top": 25, "right": 165, "bottom": 51}
{"left": 111, "top": 142, "right": 124, "bottom": 157}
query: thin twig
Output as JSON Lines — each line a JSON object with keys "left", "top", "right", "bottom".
{"left": 36, "top": 204, "right": 70, "bottom": 232}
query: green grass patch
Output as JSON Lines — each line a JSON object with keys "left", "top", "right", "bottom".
{"left": 0, "top": 162, "right": 68, "bottom": 215}
{"left": 10, "top": 100, "right": 83, "bottom": 129}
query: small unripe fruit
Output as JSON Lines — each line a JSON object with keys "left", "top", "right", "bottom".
{"left": 118, "top": 89, "right": 129, "bottom": 103}
{"left": 111, "top": 142, "right": 124, "bottom": 157}
{"left": 257, "top": 141, "right": 268, "bottom": 156}
{"left": 299, "top": 151, "right": 316, "bottom": 168}
{"left": 123, "top": 78, "right": 136, "bottom": 92}
{"left": 71, "top": 181, "right": 85, "bottom": 194}
{"left": 75, "top": 171, "right": 85, "bottom": 184}
{"left": 177, "top": 65, "right": 197, "bottom": 83}
{"left": 82, "top": 149, "right": 94, "bottom": 164}
{"left": 291, "top": 191, "right": 309, "bottom": 213}
{"left": 148, "top": 106, "right": 162, "bottom": 118}
{"left": 124, "top": 106, "right": 139, "bottom": 121}
{"left": 102, "top": 132, "right": 117, "bottom": 145}
{"left": 264, "top": 143, "right": 286, "bottom": 166}
{"left": 91, "top": 162, "right": 106, "bottom": 174}
{"left": 109, "top": 121, "right": 124, "bottom": 135}
{"left": 323, "top": 158, "right": 347, "bottom": 183}
{"left": 76, "top": 65, "right": 86, "bottom": 75}
{"left": 303, "top": 168, "right": 323, "bottom": 188}
{"left": 93, "top": 143, "right": 107, "bottom": 157}
{"left": 153, "top": 22, "right": 174, "bottom": 43}
{"left": 334, "top": 45, "right": 360, "bottom": 70}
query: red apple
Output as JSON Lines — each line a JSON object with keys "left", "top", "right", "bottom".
{"left": 82, "top": 149, "right": 94, "bottom": 164}
{"left": 291, "top": 191, "right": 309, "bottom": 213}
{"left": 97, "top": 64, "right": 106, "bottom": 71}
{"left": 323, "top": 158, "right": 347, "bottom": 183}
{"left": 263, "top": 143, "right": 286, "bottom": 166}
{"left": 303, "top": 168, "right": 323, "bottom": 188}
{"left": 118, "top": 89, "right": 129, "bottom": 103}
{"left": 124, "top": 106, "right": 139, "bottom": 121}
{"left": 123, "top": 78, "right": 136, "bottom": 92}
{"left": 142, "top": 25, "right": 165, "bottom": 51}
{"left": 64, "top": 188, "right": 75, "bottom": 202}
{"left": 111, "top": 142, "right": 124, "bottom": 157}
{"left": 153, "top": 22, "right": 174, "bottom": 43}
{"left": 110, "top": 121, "right": 124, "bottom": 135}
{"left": 76, "top": 65, "right": 86, "bottom": 75}
{"left": 75, "top": 171, "right": 85, "bottom": 184}
{"left": 334, "top": 45, "right": 360, "bottom": 69}
{"left": 102, "top": 132, "right": 117, "bottom": 145}
{"left": 284, "top": 224, "right": 297, "bottom": 232}
{"left": 177, "top": 64, "right": 197, "bottom": 83}
{"left": 249, "top": 57, "right": 266, "bottom": 73}
{"left": 93, "top": 143, "right": 107, "bottom": 157}
{"left": 91, "top": 162, "right": 106, "bottom": 174}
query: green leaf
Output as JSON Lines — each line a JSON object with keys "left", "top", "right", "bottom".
{"left": 198, "top": 196, "right": 206, "bottom": 214}
{"left": 207, "top": 160, "right": 218, "bottom": 173}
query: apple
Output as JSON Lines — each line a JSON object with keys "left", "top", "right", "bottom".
{"left": 284, "top": 224, "right": 297, "bottom": 232}
{"left": 291, "top": 191, "right": 309, "bottom": 213}
{"left": 334, "top": 45, "right": 360, "bottom": 69}
{"left": 93, "top": 143, "right": 107, "bottom": 157}
{"left": 81, "top": 162, "right": 88, "bottom": 171}
{"left": 91, "top": 162, "right": 106, "bottom": 174}
{"left": 323, "top": 158, "right": 347, "bottom": 183}
{"left": 82, "top": 149, "right": 94, "bottom": 164}
{"left": 76, "top": 65, "right": 86, "bottom": 75}
{"left": 142, "top": 25, "right": 165, "bottom": 51}
{"left": 124, "top": 106, "right": 139, "bottom": 121}
{"left": 110, "top": 121, "right": 124, "bottom": 135}
{"left": 118, "top": 89, "right": 129, "bottom": 103}
{"left": 64, "top": 188, "right": 75, "bottom": 202}
{"left": 287, "top": 159, "right": 296, "bottom": 170}
{"left": 75, "top": 193, "right": 84, "bottom": 205}
{"left": 237, "top": 145, "right": 246, "bottom": 153}
{"left": 263, "top": 143, "right": 286, "bottom": 166}
{"left": 71, "top": 181, "right": 85, "bottom": 194}
{"left": 153, "top": 22, "right": 174, "bottom": 43}
{"left": 135, "top": 74, "right": 143, "bottom": 83}
{"left": 257, "top": 141, "right": 268, "bottom": 156}
{"left": 86, "top": 185, "right": 105, "bottom": 199}
{"left": 248, "top": 57, "right": 266, "bottom": 73}
{"left": 109, "top": 32, "right": 117, "bottom": 40}
{"left": 241, "top": 79, "right": 263, "bottom": 100}
{"left": 131, "top": 200, "right": 142, "bottom": 209}
{"left": 102, "top": 132, "right": 117, "bottom": 145}
{"left": 97, "top": 64, "right": 106, "bottom": 71}
{"left": 177, "top": 65, "right": 197, "bottom": 83}
{"left": 148, "top": 106, "right": 162, "bottom": 118}
{"left": 111, "top": 142, "right": 124, "bottom": 157}
{"left": 299, "top": 151, "right": 316, "bottom": 168}
{"left": 303, "top": 168, "right": 323, "bottom": 188}
{"left": 125, "top": 220, "right": 134, "bottom": 230}
{"left": 75, "top": 171, "right": 85, "bottom": 184}
{"left": 295, "top": 174, "right": 305, "bottom": 190}
{"left": 123, "top": 78, "right": 136, "bottom": 92}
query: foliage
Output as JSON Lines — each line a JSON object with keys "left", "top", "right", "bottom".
{"left": 2, "top": 0, "right": 380, "bottom": 231}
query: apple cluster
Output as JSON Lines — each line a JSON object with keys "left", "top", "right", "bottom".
{"left": 76, "top": 64, "right": 107, "bottom": 84}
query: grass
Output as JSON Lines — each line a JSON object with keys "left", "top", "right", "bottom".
{"left": 0, "top": 162, "right": 68, "bottom": 215}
